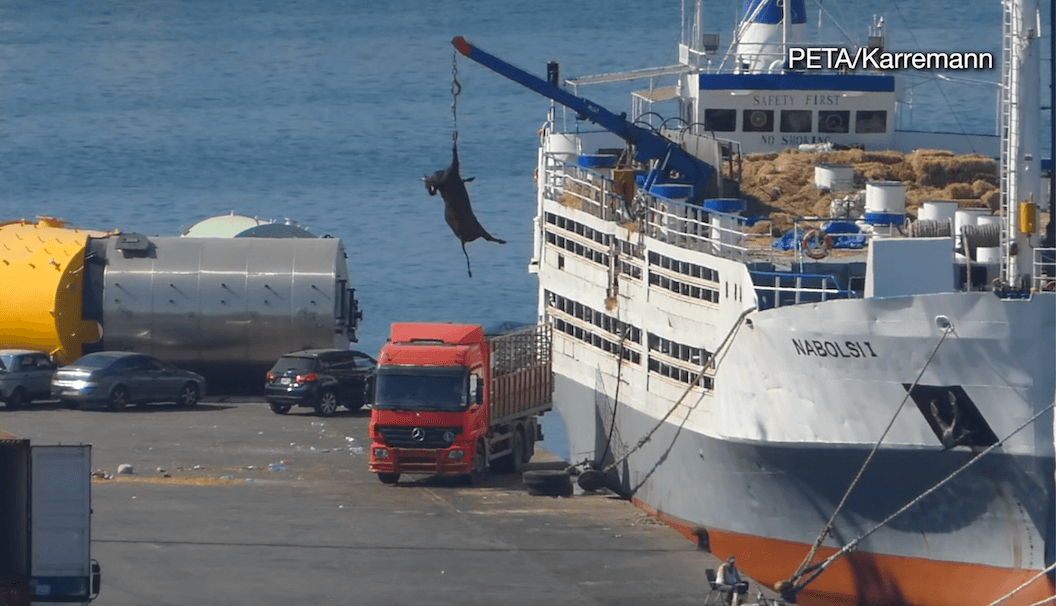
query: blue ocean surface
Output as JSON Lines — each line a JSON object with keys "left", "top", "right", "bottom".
{"left": 0, "top": 0, "right": 1051, "bottom": 457}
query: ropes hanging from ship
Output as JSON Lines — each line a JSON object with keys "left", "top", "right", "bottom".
{"left": 781, "top": 323, "right": 954, "bottom": 598}
{"left": 577, "top": 307, "right": 756, "bottom": 493}
{"left": 986, "top": 561, "right": 1056, "bottom": 606}
{"left": 777, "top": 317, "right": 1053, "bottom": 602}
{"left": 777, "top": 398, "right": 1056, "bottom": 603}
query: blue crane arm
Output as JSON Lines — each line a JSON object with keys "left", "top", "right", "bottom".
{"left": 452, "top": 36, "right": 715, "bottom": 201}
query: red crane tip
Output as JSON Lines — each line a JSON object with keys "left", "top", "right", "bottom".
{"left": 452, "top": 36, "right": 471, "bottom": 56}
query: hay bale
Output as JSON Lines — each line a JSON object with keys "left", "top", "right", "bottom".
{"left": 769, "top": 213, "right": 796, "bottom": 233}
{"left": 981, "top": 189, "right": 1001, "bottom": 210}
{"left": 941, "top": 183, "right": 975, "bottom": 199}
{"left": 737, "top": 148, "right": 1000, "bottom": 222}
{"left": 971, "top": 179, "right": 997, "bottom": 197}
{"left": 908, "top": 151, "right": 997, "bottom": 188}
{"left": 747, "top": 220, "right": 772, "bottom": 235}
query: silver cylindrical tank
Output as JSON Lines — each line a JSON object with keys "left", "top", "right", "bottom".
{"left": 94, "top": 234, "right": 358, "bottom": 386}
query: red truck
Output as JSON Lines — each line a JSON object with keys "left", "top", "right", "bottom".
{"left": 368, "top": 322, "right": 552, "bottom": 484}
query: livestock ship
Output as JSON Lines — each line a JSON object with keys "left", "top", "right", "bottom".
{"left": 454, "top": 0, "right": 1056, "bottom": 604}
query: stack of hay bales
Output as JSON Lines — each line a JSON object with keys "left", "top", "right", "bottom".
{"left": 735, "top": 148, "right": 1001, "bottom": 233}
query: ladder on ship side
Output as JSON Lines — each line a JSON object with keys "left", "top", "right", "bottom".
{"left": 998, "top": 0, "right": 1013, "bottom": 284}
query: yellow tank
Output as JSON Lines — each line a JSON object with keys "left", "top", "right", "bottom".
{"left": 0, "top": 218, "right": 108, "bottom": 363}
{"left": 1019, "top": 201, "right": 1037, "bottom": 234}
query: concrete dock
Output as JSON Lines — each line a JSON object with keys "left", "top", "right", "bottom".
{"left": 1, "top": 399, "right": 772, "bottom": 606}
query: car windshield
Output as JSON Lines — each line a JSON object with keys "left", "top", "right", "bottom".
{"left": 374, "top": 367, "right": 468, "bottom": 412}
{"left": 271, "top": 357, "right": 317, "bottom": 374}
{"left": 0, "top": 354, "right": 11, "bottom": 371}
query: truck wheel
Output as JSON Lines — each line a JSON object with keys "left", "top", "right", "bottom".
{"left": 523, "top": 470, "right": 573, "bottom": 497}
{"left": 513, "top": 429, "right": 530, "bottom": 473}
{"left": 315, "top": 389, "right": 338, "bottom": 417}
{"left": 493, "top": 429, "right": 528, "bottom": 474}
{"left": 6, "top": 387, "right": 25, "bottom": 409}
{"left": 377, "top": 472, "right": 400, "bottom": 485}
{"left": 108, "top": 386, "right": 128, "bottom": 411}
{"left": 468, "top": 442, "right": 487, "bottom": 484}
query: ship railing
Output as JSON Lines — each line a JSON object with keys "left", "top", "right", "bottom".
{"left": 1032, "top": 247, "right": 1056, "bottom": 292}
{"left": 540, "top": 153, "right": 754, "bottom": 263}
{"left": 643, "top": 198, "right": 749, "bottom": 261}
{"left": 541, "top": 158, "right": 617, "bottom": 222}
{"left": 749, "top": 270, "right": 856, "bottom": 311}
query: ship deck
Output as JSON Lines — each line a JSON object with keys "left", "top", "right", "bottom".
{"left": 540, "top": 152, "right": 1056, "bottom": 298}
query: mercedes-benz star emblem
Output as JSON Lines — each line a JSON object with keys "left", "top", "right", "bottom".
{"left": 411, "top": 427, "right": 426, "bottom": 442}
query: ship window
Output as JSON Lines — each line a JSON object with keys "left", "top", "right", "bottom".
{"left": 704, "top": 109, "right": 736, "bottom": 132}
{"left": 855, "top": 110, "right": 887, "bottom": 133}
{"left": 647, "top": 333, "right": 714, "bottom": 389}
{"left": 780, "top": 110, "right": 812, "bottom": 133}
{"left": 743, "top": 109, "right": 773, "bottom": 132}
{"left": 818, "top": 110, "right": 850, "bottom": 133}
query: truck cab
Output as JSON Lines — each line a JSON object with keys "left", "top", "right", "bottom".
{"left": 368, "top": 323, "right": 552, "bottom": 484}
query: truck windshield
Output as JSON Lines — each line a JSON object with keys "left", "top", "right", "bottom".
{"left": 374, "top": 367, "right": 468, "bottom": 412}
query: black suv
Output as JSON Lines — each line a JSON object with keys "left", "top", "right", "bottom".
{"left": 265, "top": 349, "right": 376, "bottom": 416}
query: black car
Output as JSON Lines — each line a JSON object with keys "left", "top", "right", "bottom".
{"left": 0, "top": 349, "right": 58, "bottom": 408}
{"left": 265, "top": 349, "right": 376, "bottom": 416}
{"left": 52, "top": 352, "right": 207, "bottom": 410}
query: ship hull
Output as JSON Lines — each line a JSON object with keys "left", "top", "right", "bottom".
{"left": 547, "top": 290, "right": 1055, "bottom": 606}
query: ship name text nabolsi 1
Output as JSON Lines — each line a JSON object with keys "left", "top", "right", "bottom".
{"left": 791, "top": 339, "right": 878, "bottom": 358}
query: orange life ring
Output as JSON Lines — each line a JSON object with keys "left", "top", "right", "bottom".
{"left": 801, "top": 229, "right": 832, "bottom": 259}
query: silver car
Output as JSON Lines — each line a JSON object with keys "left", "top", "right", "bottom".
{"left": 52, "top": 352, "right": 206, "bottom": 411}
{"left": 0, "top": 349, "right": 57, "bottom": 408}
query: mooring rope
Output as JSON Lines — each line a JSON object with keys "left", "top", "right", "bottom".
{"left": 599, "top": 306, "right": 754, "bottom": 474}
{"left": 986, "top": 561, "right": 1056, "bottom": 606}
{"left": 784, "top": 399, "right": 1056, "bottom": 601}
{"left": 596, "top": 317, "right": 629, "bottom": 469}
{"left": 1021, "top": 595, "right": 1056, "bottom": 606}
{"left": 788, "top": 323, "right": 954, "bottom": 583}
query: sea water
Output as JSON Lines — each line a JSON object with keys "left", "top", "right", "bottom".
{"left": 0, "top": 0, "right": 1051, "bottom": 458}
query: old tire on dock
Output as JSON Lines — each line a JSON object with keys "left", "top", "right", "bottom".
{"left": 523, "top": 470, "right": 572, "bottom": 497}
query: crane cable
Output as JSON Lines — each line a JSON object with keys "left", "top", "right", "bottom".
{"left": 786, "top": 324, "right": 953, "bottom": 586}
{"left": 781, "top": 398, "right": 1056, "bottom": 602}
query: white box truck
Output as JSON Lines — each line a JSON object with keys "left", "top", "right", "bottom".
{"left": 0, "top": 430, "right": 99, "bottom": 605}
